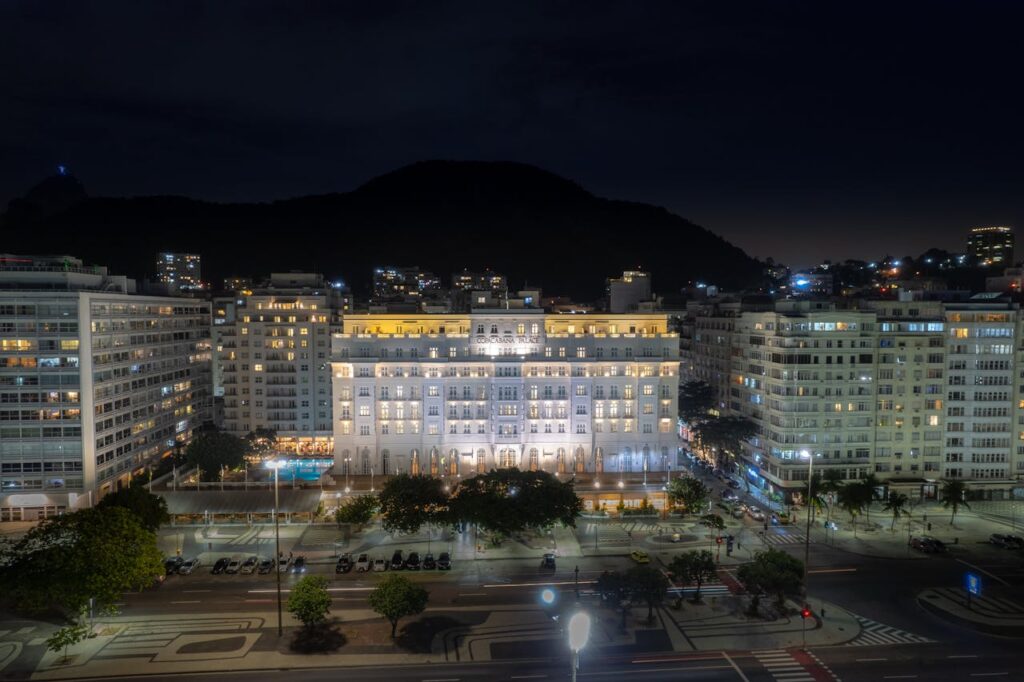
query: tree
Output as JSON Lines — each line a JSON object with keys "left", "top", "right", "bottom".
{"left": 626, "top": 565, "right": 669, "bottom": 623}
{"left": 669, "top": 550, "right": 717, "bottom": 602}
{"left": 736, "top": 549, "right": 803, "bottom": 615}
{"left": 367, "top": 574, "right": 429, "bottom": 638}
{"left": 666, "top": 477, "right": 708, "bottom": 515}
{"left": 817, "top": 470, "right": 845, "bottom": 529}
{"left": 700, "top": 513, "right": 725, "bottom": 533}
{"left": 940, "top": 479, "right": 971, "bottom": 525}
{"left": 679, "top": 380, "right": 716, "bottom": 425}
{"left": 837, "top": 483, "right": 867, "bottom": 536}
{"left": 184, "top": 431, "right": 246, "bottom": 481}
{"left": 595, "top": 570, "right": 631, "bottom": 629}
{"left": 334, "top": 495, "right": 378, "bottom": 527}
{"left": 0, "top": 507, "right": 163, "bottom": 618}
{"left": 377, "top": 474, "right": 449, "bottom": 534}
{"left": 46, "top": 620, "right": 90, "bottom": 664}
{"left": 450, "top": 468, "right": 583, "bottom": 538}
{"left": 860, "top": 474, "right": 882, "bottom": 525}
{"left": 694, "top": 416, "right": 757, "bottom": 468}
{"left": 882, "top": 491, "right": 910, "bottom": 531}
{"left": 287, "top": 575, "right": 332, "bottom": 630}
{"left": 801, "top": 472, "right": 827, "bottom": 523}
{"left": 246, "top": 427, "right": 278, "bottom": 458}
{"left": 96, "top": 485, "right": 169, "bottom": 532}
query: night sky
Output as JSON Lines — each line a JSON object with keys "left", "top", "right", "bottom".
{"left": 2, "top": 1, "right": 1022, "bottom": 267}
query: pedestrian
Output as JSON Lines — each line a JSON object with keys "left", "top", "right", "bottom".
{"left": 821, "top": 606, "right": 827, "bottom": 619}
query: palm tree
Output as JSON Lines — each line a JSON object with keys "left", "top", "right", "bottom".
{"left": 802, "top": 472, "right": 827, "bottom": 523}
{"left": 940, "top": 479, "right": 971, "bottom": 526}
{"left": 882, "top": 491, "right": 910, "bottom": 532}
{"left": 859, "top": 474, "right": 881, "bottom": 525}
{"left": 818, "top": 470, "right": 844, "bottom": 530}
{"left": 838, "top": 484, "right": 866, "bottom": 537}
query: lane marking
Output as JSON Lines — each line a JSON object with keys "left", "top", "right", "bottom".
{"left": 584, "top": 666, "right": 732, "bottom": 676}
{"left": 808, "top": 568, "right": 858, "bottom": 574}
{"left": 955, "top": 559, "right": 1010, "bottom": 586}
{"left": 169, "top": 600, "right": 201, "bottom": 604}
{"left": 182, "top": 590, "right": 211, "bottom": 593}
{"left": 721, "top": 651, "right": 751, "bottom": 682}
{"left": 458, "top": 593, "right": 487, "bottom": 597}
{"left": 483, "top": 580, "right": 588, "bottom": 588}
{"left": 423, "top": 678, "right": 460, "bottom": 682}
{"left": 883, "top": 676, "right": 917, "bottom": 679}
{"left": 949, "top": 655, "right": 979, "bottom": 659}
{"left": 857, "top": 658, "right": 889, "bottom": 662}
{"left": 510, "top": 676, "right": 546, "bottom": 680}
{"left": 970, "top": 674, "right": 1007, "bottom": 678}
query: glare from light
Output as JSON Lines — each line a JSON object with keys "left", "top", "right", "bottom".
{"left": 568, "top": 612, "right": 592, "bottom": 652}
{"left": 541, "top": 588, "right": 556, "bottom": 605}
{"left": 265, "top": 459, "right": 286, "bottom": 470}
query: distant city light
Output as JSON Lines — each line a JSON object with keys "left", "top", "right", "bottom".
{"left": 57, "top": 164, "right": 68, "bottom": 176}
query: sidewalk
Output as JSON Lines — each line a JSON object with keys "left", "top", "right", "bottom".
{"left": 918, "top": 586, "right": 1024, "bottom": 636}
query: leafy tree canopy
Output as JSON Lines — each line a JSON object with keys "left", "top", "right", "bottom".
{"left": 625, "top": 564, "right": 670, "bottom": 622}
{"left": 287, "top": 575, "right": 332, "bottom": 629}
{"left": 335, "top": 494, "right": 378, "bottom": 526}
{"left": 450, "top": 468, "right": 583, "bottom": 536}
{"left": 185, "top": 431, "right": 247, "bottom": 481}
{"left": 377, "top": 474, "right": 449, "bottom": 534}
{"left": 367, "top": 574, "right": 429, "bottom": 638}
{"left": 96, "top": 485, "right": 169, "bottom": 532}
{"left": 668, "top": 549, "right": 717, "bottom": 601}
{"left": 0, "top": 507, "right": 163, "bottom": 619}
{"left": 666, "top": 477, "right": 708, "bottom": 514}
{"left": 679, "top": 380, "right": 716, "bottom": 424}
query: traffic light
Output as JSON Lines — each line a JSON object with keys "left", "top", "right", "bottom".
{"left": 801, "top": 606, "right": 812, "bottom": 619}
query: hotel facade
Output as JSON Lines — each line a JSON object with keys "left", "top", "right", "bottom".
{"left": 330, "top": 311, "right": 679, "bottom": 478}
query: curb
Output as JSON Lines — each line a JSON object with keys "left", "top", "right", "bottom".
{"left": 917, "top": 594, "right": 1024, "bottom": 637}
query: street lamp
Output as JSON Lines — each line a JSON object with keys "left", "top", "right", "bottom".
{"left": 798, "top": 449, "right": 814, "bottom": 648}
{"left": 568, "top": 611, "right": 591, "bottom": 682}
{"left": 344, "top": 456, "right": 351, "bottom": 493}
{"left": 265, "top": 459, "right": 286, "bottom": 637}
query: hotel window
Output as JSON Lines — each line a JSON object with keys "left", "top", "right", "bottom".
{"left": 642, "top": 384, "right": 654, "bottom": 396}
{"left": 559, "top": 347, "right": 566, "bottom": 358}
{"left": 531, "top": 323, "right": 539, "bottom": 334}
{"left": 576, "top": 347, "right": 586, "bottom": 358}
{"left": 576, "top": 385, "right": 586, "bottom": 396}
{"left": 517, "top": 323, "right": 525, "bottom": 334}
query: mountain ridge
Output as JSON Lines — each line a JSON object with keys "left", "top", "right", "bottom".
{"left": 3, "top": 160, "right": 761, "bottom": 299}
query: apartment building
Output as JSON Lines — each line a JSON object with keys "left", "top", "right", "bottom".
{"left": 682, "top": 297, "right": 1023, "bottom": 501}
{"left": 216, "top": 273, "right": 343, "bottom": 454}
{"left": 330, "top": 312, "right": 679, "bottom": 478}
{"left": 0, "top": 255, "right": 211, "bottom": 520}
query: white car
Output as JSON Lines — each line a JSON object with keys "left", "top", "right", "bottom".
{"left": 748, "top": 507, "right": 766, "bottom": 522}
{"left": 225, "top": 558, "right": 242, "bottom": 574}
{"left": 178, "top": 558, "right": 201, "bottom": 575}
{"left": 240, "top": 556, "right": 259, "bottom": 574}
{"left": 277, "top": 555, "right": 292, "bottom": 573}
{"left": 355, "top": 553, "right": 370, "bottom": 573}
{"left": 373, "top": 558, "right": 388, "bottom": 572}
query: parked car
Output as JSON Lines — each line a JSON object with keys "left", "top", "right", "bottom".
{"left": 910, "top": 536, "right": 947, "bottom": 553}
{"left": 727, "top": 480, "right": 741, "bottom": 489}
{"left": 630, "top": 550, "right": 650, "bottom": 564}
{"left": 164, "top": 557, "right": 184, "bottom": 575}
{"left": 422, "top": 553, "right": 437, "bottom": 570}
{"left": 211, "top": 557, "right": 231, "bottom": 575}
{"left": 291, "top": 556, "right": 307, "bottom": 573}
{"left": 372, "top": 558, "right": 388, "bottom": 572}
{"left": 823, "top": 520, "right": 839, "bottom": 531}
{"left": 225, "top": 558, "right": 242, "bottom": 574}
{"left": 178, "top": 558, "right": 201, "bottom": 575}
{"left": 990, "top": 533, "right": 1024, "bottom": 549}
{"left": 748, "top": 506, "right": 766, "bottom": 522}
{"left": 731, "top": 507, "right": 746, "bottom": 519}
{"left": 240, "top": 556, "right": 259, "bottom": 574}
{"left": 258, "top": 558, "right": 275, "bottom": 574}
{"left": 541, "top": 553, "right": 557, "bottom": 569}
{"left": 390, "top": 550, "right": 405, "bottom": 570}
{"left": 437, "top": 552, "right": 452, "bottom": 570}
{"left": 277, "top": 555, "right": 292, "bottom": 572}
{"left": 336, "top": 554, "right": 353, "bottom": 574}
{"left": 406, "top": 551, "right": 421, "bottom": 570}
{"left": 355, "top": 553, "right": 370, "bottom": 573}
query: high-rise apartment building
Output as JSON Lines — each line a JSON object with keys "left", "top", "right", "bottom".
{"left": 967, "top": 226, "right": 1014, "bottom": 267}
{"left": 371, "top": 266, "right": 443, "bottom": 304}
{"left": 156, "top": 252, "right": 205, "bottom": 292}
{"left": 608, "top": 270, "right": 653, "bottom": 313}
{"left": 682, "top": 297, "right": 1023, "bottom": 501}
{"left": 331, "top": 312, "right": 679, "bottom": 478}
{"left": 216, "top": 273, "right": 343, "bottom": 454}
{"left": 0, "top": 255, "right": 211, "bottom": 520}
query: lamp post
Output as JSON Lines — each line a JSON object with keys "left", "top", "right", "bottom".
{"left": 568, "top": 611, "right": 591, "bottom": 682}
{"left": 799, "top": 449, "right": 814, "bottom": 648}
{"left": 344, "top": 456, "right": 351, "bottom": 493}
{"left": 265, "top": 459, "right": 285, "bottom": 637}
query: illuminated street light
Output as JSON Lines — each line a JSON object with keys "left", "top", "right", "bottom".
{"left": 798, "top": 449, "right": 814, "bottom": 648}
{"left": 265, "top": 459, "right": 286, "bottom": 637}
{"left": 568, "top": 611, "right": 592, "bottom": 682}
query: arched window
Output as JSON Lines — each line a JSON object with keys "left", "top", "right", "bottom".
{"left": 410, "top": 449, "right": 420, "bottom": 475}
{"left": 381, "top": 449, "right": 390, "bottom": 476}
{"left": 622, "top": 447, "right": 632, "bottom": 473}
{"left": 595, "top": 447, "right": 604, "bottom": 473}
{"left": 361, "top": 448, "right": 371, "bottom": 475}
{"left": 661, "top": 447, "right": 669, "bottom": 470}
{"left": 430, "top": 447, "right": 440, "bottom": 476}
{"left": 448, "top": 449, "right": 459, "bottom": 476}
{"left": 642, "top": 445, "right": 650, "bottom": 472}
{"left": 341, "top": 449, "right": 351, "bottom": 475}
{"left": 477, "top": 449, "right": 487, "bottom": 473}
{"left": 530, "top": 448, "right": 541, "bottom": 472}
{"left": 574, "top": 447, "right": 585, "bottom": 473}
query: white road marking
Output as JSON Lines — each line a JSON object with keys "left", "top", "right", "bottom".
{"left": 858, "top": 658, "right": 889, "bottom": 662}
{"left": 170, "top": 600, "right": 201, "bottom": 604}
{"left": 969, "top": 674, "right": 1007, "bottom": 678}
{"left": 949, "top": 655, "right": 979, "bottom": 659}
{"left": 955, "top": 559, "right": 1010, "bottom": 586}
{"left": 721, "top": 651, "right": 751, "bottom": 682}
{"left": 883, "top": 676, "right": 917, "bottom": 679}
{"left": 459, "top": 592, "right": 487, "bottom": 596}
{"left": 510, "top": 676, "right": 546, "bottom": 680}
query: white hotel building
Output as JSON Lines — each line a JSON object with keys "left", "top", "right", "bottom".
{"left": 330, "top": 311, "right": 679, "bottom": 478}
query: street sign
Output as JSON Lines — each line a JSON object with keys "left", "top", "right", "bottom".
{"left": 965, "top": 572, "right": 982, "bottom": 597}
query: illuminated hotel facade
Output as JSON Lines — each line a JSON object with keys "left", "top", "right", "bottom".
{"left": 330, "top": 311, "right": 679, "bottom": 478}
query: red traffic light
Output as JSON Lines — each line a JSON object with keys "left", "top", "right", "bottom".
{"left": 716, "top": 536, "right": 723, "bottom": 545}
{"left": 801, "top": 607, "right": 812, "bottom": 619}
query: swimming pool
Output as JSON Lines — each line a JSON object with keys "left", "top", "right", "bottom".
{"left": 273, "top": 458, "right": 333, "bottom": 481}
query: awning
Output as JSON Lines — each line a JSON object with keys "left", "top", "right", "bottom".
{"left": 159, "top": 490, "right": 322, "bottom": 515}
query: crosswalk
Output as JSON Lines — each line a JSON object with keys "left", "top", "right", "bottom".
{"left": 760, "top": 529, "right": 808, "bottom": 546}
{"left": 751, "top": 649, "right": 818, "bottom": 682}
{"left": 845, "top": 616, "right": 934, "bottom": 646}
{"left": 668, "top": 581, "right": 731, "bottom": 598}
